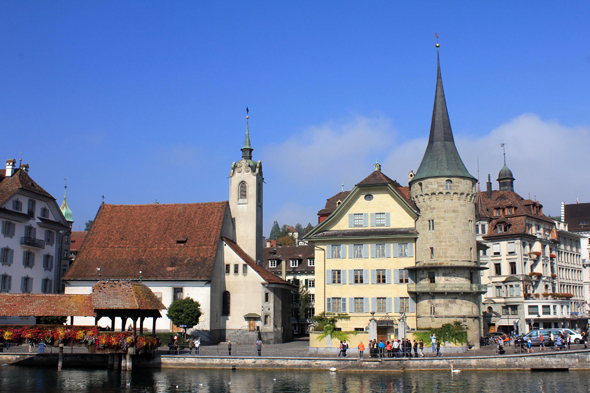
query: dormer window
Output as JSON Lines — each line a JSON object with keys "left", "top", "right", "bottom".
{"left": 494, "top": 209, "right": 502, "bottom": 217}
{"left": 40, "top": 207, "right": 49, "bottom": 218}
{"left": 290, "top": 259, "right": 299, "bottom": 268}
{"left": 176, "top": 236, "right": 188, "bottom": 245}
{"left": 497, "top": 223, "right": 507, "bottom": 233}
{"left": 269, "top": 260, "right": 277, "bottom": 268}
{"left": 445, "top": 180, "right": 452, "bottom": 191}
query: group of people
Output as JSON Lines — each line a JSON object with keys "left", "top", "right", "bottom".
{"left": 354, "top": 335, "right": 442, "bottom": 359}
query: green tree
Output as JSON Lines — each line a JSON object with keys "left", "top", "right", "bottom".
{"left": 37, "top": 316, "right": 67, "bottom": 325}
{"left": 295, "top": 223, "right": 304, "bottom": 235}
{"left": 278, "top": 224, "right": 291, "bottom": 238}
{"left": 167, "top": 297, "right": 202, "bottom": 333}
{"left": 302, "top": 223, "right": 314, "bottom": 236}
{"left": 292, "top": 282, "right": 311, "bottom": 320}
{"left": 269, "top": 221, "right": 280, "bottom": 240}
{"left": 277, "top": 235, "right": 294, "bottom": 247}
{"left": 312, "top": 312, "right": 353, "bottom": 342}
{"left": 84, "top": 220, "right": 94, "bottom": 231}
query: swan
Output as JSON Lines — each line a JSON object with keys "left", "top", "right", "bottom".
{"left": 329, "top": 367, "right": 337, "bottom": 372}
{"left": 451, "top": 364, "right": 461, "bottom": 373}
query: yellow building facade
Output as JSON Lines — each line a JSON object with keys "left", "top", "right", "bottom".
{"left": 306, "top": 164, "right": 419, "bottom": 341}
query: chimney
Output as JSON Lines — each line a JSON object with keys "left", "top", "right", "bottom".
{"left": 561, "top": 201, "right": 565, "bottom": 223}
{"left": 486, "top": 174, "right": 492, "bottom": 199}
{"left": 5, "top": 159, "right": 16, "bottom": 177}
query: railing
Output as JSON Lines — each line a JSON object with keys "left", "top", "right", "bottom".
{"left": 407, "top": 283, "right": 487, "bottom": 293}
{"left": 21, "top": 237, "right": 46, "bottom": 249}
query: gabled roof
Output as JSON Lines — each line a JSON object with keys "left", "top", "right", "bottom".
{"left": 0, "top": 168, "right": 55, "bottom": 207}
{"left": 223, "top": 237, "right": 296, "bottom": 287}
{"left": 318, "top": 191, "right": 351, "bottom": 216}
{"left": 63, "top": 202, "right": 229, "bottom": 281}
{"left": 92, "top": 280, "right": 165, "bottom": 310}
{"left": 70, "top": 231, "right": 88, "bottom": 252}
{"left": 355, "top": 170, "right": 416, "bottom": 209}
{"left": 263, "top": 244, "right": 315, "bottom": 273}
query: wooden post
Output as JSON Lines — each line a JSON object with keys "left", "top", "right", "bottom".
{"left": 122, "top": 317, "right": 127, "bottom": 332}
{"left": 114, "top": 353, "right": 120, "bottom": 370}
{"left": 58, "top": 343, "right": 64, "bottom": 372}
{"left": 152, "top": 317, "right": 157, "bottom": 335}
{"left": 126, "top": 347, "right": 134, "bottom": 371}
{"left": 70, "top": 316, "right": 74, "bottom": 326}
{"left": 111, "top": 317, "right": 115, "bottom": 331}
{"left": 139, "top": 317, "right": 144, "bottom": 334}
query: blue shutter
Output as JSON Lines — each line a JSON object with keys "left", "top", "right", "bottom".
{"left": 327, "top": 270, "right": 332, "bottom": 285}
{"left": 327, "top": 298, "right": 332, "bottom": 313}
{"left": 349, "top": 214, "right": 353, "bottom": 228}
{"left": 363, "top": 213, "right": 368, "bottom": 227}
{"left": 371, "top": 297, "right": 377, "bottom": 313}
{"left": 364, "top": 297, "right": 369, "bottom": 313}
{"left": 349, "top": 298, "right": 354, "bottom": 313}
{"left": 371, "top": 269, "right": 376, "bottom": 284}
{"left": 386, "top": 269, "right": 392, "bottom": 284}
{"left": 371, "top": 244, "right": 376, "bottom": 258}
{"left": 341, "top": 298, "right": 347, "bottom": 313}
{"left": 327, "top": 245, "right": 332, "bottom": 259}
{"left": 393, "top": 269, "right": 398, "bottom": 284}
{"left": 8, "top": 249, "right": 13, "bottom": 265}
{"left": 349, "top": 270, "right": 354, "bottom": 284}
{"left": 385, "top": 213, "right": 390, "bottom": 227}
{"left": 409, "top": 296, "right": 416, "bottom": 313}
{"left": 408, "top": 243, "right": 414, "bottom": 257}
{"left": 393, "top": 243, "right": 399, "bottom": 258}
{"left": 408, "top": 270, "right": 415, "bottom": 284}
{"left": 20, "top": 277, "right": 25, "bottom": 292}
{"left": 363, "top": 269, "right": 369, "bottom": 284}
{"left": 348, "top": 244, "right": 353, "bottom": 259}
{"left": 341, "top": 245, "right": 346, "bottom": 259}
{"left": 7, "top": 276, "right": 11, "bottom": 291}
{"left": 370, "top": 213, "right": 375, "bottom": 227}
{"left": 363, "top": 244, "right": 368, "bottom": 258}
{"left": 393, "top": 297, "right": 399, "bottom": 313}
{"left": 342, "top": 270, "right": 347, "bottom": 284}
{"left": 387, "top": 297, "right": 393, "bottom": 313}
{"left": 1, "top": 221, "right": 5, "bottom": 235}
{"left": 386, "top": 244, "right": 391, "bottom": 258}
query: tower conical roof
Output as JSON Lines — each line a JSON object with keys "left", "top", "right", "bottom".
{"left": 60, "top": 186, "right": 73, "bottom": 223}
{"left": 497, "top": 164, "right": 514, "bottom": 182}
{"left": 412, "top": 49, "right": 475, "bottom": 183}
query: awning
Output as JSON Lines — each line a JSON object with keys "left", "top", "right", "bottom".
{"left": 496, "top": 318, "right": 519, "bottom": 326}
{"left": 244, "top": 313, "right": 260, "bottom": 319}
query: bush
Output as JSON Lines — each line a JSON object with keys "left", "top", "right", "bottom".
{"left": 413, "top": 322, "right": 467, "bottom": 345}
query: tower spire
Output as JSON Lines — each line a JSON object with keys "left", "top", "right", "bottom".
{"left": 241, "top": 107, "right": 253, "bottom": 160}
{"left": 60, "top": 178, "right": 74, "bottom": 224}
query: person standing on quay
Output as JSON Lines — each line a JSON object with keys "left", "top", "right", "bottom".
{"left": 195, "top": 337, "right": 200, "bottom": 355}
{"left": 435, "top": 339, "right": 442, "bottom": 357}
{"left": 378, "top": 340, "right": 386, "bottom": 359}
{"left": 539, "top": 333, "right": 545, "bottom": 351}
{"left": 227, "top": 341, "right": 232, "bottom": 356}
{"left": 430, "top": 334, "right": 437, "bottom": 353}
{"left": 189, "top": 336, "right": 195, "bottom": 355}
{"left": 358, "top": 341, "right": 365, "bottom": 359}
{"left": 582, "top": 330, "right": 588, "bottom": 349}
{"left": 419, "top": 339, "right": 424, "bottom": 357}
{"left": 255, "top": 338, "right": 264, "bottom": 356}
{"left": 413, "top": 340, "right": 418, "bottom": 358}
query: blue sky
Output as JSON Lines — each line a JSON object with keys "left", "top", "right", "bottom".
{"left": 1, "top": 2, "right": 589, "bottom": 234}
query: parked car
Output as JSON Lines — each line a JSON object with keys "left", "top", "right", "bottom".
{"left": 520, "top": 329, "right": 555, "bottom": 346}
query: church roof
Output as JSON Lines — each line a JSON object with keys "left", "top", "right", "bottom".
{"left": 63, "top": 202, "right": 229, "bottom": 281}
{"left": 412, "top": 49, "right": 475, "bottom": 183}
{"left": 70, "top": 231, "right": 88, "bottom": 252}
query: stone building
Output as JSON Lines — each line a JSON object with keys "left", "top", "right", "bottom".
{"left": 407, "top": 46, "right": 486, "bottom": 347}
{"left": 562, "top": 202, "right": 590, "bottom": 315}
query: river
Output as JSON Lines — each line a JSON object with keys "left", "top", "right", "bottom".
{"left": 1, "top": 366, "right": 588, "bottom": 392}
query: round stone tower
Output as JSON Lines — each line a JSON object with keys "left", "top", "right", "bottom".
{"left": 408, "top": 46, "right": 485, "bottom": 348}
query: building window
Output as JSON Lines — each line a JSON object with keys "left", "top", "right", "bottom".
{"left": 331, "top": 270, "right": 342, "bottom": 284}
{"left": 225, "top": 264, "right": 230, "bottom": 273}
{"left": 308, "top": 279, "right": 315, "bottom": 288}
{"left": 331, "top": 245, "right": 342, "bottom": 259}
{"left": 364, "top": 194, "right": 373, "bottom": 201}
{"left": 353, "top": 213, "right": 364, "bottom": 227}
{"left": 21, "top": 276, "right": 33, "bottom": 293}
{"left": 12, "top": 199, "right": 22, "bottom": 211}
{"left": 376, "top": 269, "right": 386, "bottom": 284}
{"left": 445, "top": 180, "right": 452, "bottom": 190}
{"left": 173, "top": 288, "right": 183, "bottom": 301}
{"left": 269, "top": 260, "right": 277, "bottom": 268}
{"left": 476, "top": 224, "right": 480, "bottom": 235}
{"left": 40, "top": 207, "right": 49, "bottom": 218}
{"left": 495, "top": 264, "right": 501, "bottom": 275}
{"left": 428, "top": 220, "right": 435, "bottom": 231}
{"left": 290, "top": 259, "right": 299, "bottom": 268}
{"left": 542, "top": 305, "right": 551, "bottom": 315}
{"left": 354, "top": 297, "right": 364, "bottom": 313}
{"left": 399, "top": 269, "right": 409, "bottom": 284}
{"left": 222, "top": 291, "right": 230, "bottom": 316}
{"left": 400, "top": 297, "right": 410, "bottom": 313}
{"left": 43, "top": 254, "right": 53, "bottom": 271}
{"left": 429, "top": 271, "right": 435, "bottom": 283}
{"left": 430, "top": 247, "right": 434, "bottom": 259}
{"left": 1, "top": 221, "right": 15, "bottom": 238}
{"left": 375, "top": 244, "right": 385, "bottom": 258}
{"left": 243, "top": 264, "right": 248, "bottom": 274}
{"left": 354, "top": 244, "right": 363, "bottom": 258}
{"left": 510, "top": 262, "right": 516, "bottom": 275}
{"left": 375, "top": 213, "right": 386, "bottom": 227}
{"left": 481, "top": 224, "right": 487, "bottom": 234}
{"left": 376, "top": 297, "right": 386, "bottom": 313}
{"left": 41, "top": 278, "right": 52, "bottom": 294}
{"left": 234, "top": 264, "right": 239, "bottom": 274}
{"left": 0, "top": 274, "right": 11, "bottom": 292}
{"left": 309, "top": 294, "right": 315, "bottom": 304}
{"left": 1, "top": 247, "right": 13, "bottom": 266}
{"left": 45, "top": 231, "right": 55, "bottom": 246}
{"left": 308, "top": 258, "right": 314, "bottom": 266}
{"left": 492, "top": 243, "right": 500, "bottom": 255}
{"left": 332, "top": 297, "right": 342, "bottom": 313}
{"left": 528, "top": 305, "right": 538, "bottom": 315}
{"left": 354, "top": 269, "right": 364, "bottom": 284}
{"left": 238, "top": 182, "right": 247, "bottom": 203}
{"left": 23, "top": 251, "right": 35, "bottom": 268}
{"left": 264, "top": 315, "right": 269, "bottom": 325}
{"left": 265, "top": 292, "right": 269, "bottom": 302}
{"left": 398, "top": 243, "right": 408, "bottom": 257}
{"left": 495, "top": 286, "right": 502, "bottom": 297}
{"left": 27, "top": 200, "right": 36, "bottom": 218}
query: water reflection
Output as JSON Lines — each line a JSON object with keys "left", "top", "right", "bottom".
{"left": 1, "top": 366, "right": 589, "bottom": 392}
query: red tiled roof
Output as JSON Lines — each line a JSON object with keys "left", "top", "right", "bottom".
{"left": 0, "top": 168, "right": 54, "bottom": 207}
{"left": 70, "top": 231, "right": 88, "bottom": 252}
{"left": 92, "top": 281, "right": 165, "bottom": 310}
{"left": 355, "top": 170, "right": 416, "bottom": 209}
{"left": 223, "top": 237, "right": 296, "bottom": 287}
{"left": 63, "top": 202, "right": 229, "bottom": 281}
{"left": 0, "top": 294, "right": 95, "bottom": 317}
{"left": 318, "top": 191, "right": 351, "bottom": 216}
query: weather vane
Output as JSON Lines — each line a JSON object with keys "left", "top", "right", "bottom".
{"left": 435, "top": 32, "right": 440, "bottom": 48}
{"left": 501, "top": 143, "right": 506, "bottom": 165}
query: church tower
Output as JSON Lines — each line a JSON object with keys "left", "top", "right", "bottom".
{"left": 409, "top": 44, "right": 485, "bottom": 347}
{"left": 229, "top": 110, "right": 263, "bottom": 264}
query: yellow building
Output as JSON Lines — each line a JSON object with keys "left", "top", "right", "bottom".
{"left": 305, "top": 163, "right": 419, "bottom": 342}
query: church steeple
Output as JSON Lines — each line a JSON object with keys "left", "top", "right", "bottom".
{"left": 241, "top": 107, "right": 253, "bottom": 160}
{"left": 497, "top": 143, "right": 515, "bottom": 191}
{"left": 411, "top": 44, "right": 475, "bottom": 183}
{"left": 60, "top": 182, "right": 74, "bottom": 226}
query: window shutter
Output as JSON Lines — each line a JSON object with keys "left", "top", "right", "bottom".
{"left": 364, "top": 297, "right": 369, "bottom": 312}
{"left": 364, "top": 269, "right": 369, "bottom": 284}
{"left": 8, "top": 249, "right": 13, "bottom": 265}
{"left": 20, "top": 277, "right": 25, "bottom": 292}
{"left": 30, "top": 253, "right": 35, "bottom": 267}
{"left": 387, "top": 297, "right": 393, "bottom": 313}
{"left": 371, "top": 244, "right": 376, "bottom": 258}
{"left": 327, "top": 245, "right": 332, "bottom": 259}
{"left": 341, "top": 298, "right": 346, "bottom": 313}
{"left": 408, "top": 243, "right": 414, "bottom": 257}
{"left": 10, "top": 223, "right": 15, "bottom": 237}
{"left": 408, "top": 270, "right": 415, "bottom": 284}
{"left": 394, "top": 297, "right": 399, "bottom": 313}
{"left": 349, "top": 298, "right": 354, "bottom": 313}
{"left": 7, "top": 276, "right": 11, "bottom": 291}
{"left": 363, "top": 244, "right": 368, "bottom": 258}
{"left": 341, "top": 270, "right": 347, "bottom": 284}
{"left": 393, "top": 243, "right": 399, "bottom": 258}
{"left": 386, "top": 244, "right": 391, "bottom": 258}
{"left": 371, "top": 297, "right": 377, "bottom": 313}
{"left": 386, "top": 269, "right": 392, "bottom": 284}
{"left": 305, "top": 279, "right": 308, "bottom": 287}
{"left": 363, "top": 213, "right": 368, "bottom": 227}
{"left": 348, "top": 244, "right": 353, "bottom": 259}
{"left": 22, "top": 251, "right": 27, "bottom": 267}
{"left": 341, "top": 245, "right": 346, "bottom": 259}
{"left": 409, "top": 297, "right": 416, "bottom": 313}
{"left": 1, "top": 221, "right": 5, "bottom": 236}
{"left": 371, "top": 269, "right": 376, "bottom": 284}
{"left": 385, "top": 213, "right": 390, "bottom": 227}
{"left": 349, "top": 270, "right": 354, "bottom": 284}
{"left": 370, "top": 213, "right": 375, "bottom": 227}
{"left": 393, "top": 269, "right": 398, "bottom": 284}
{"left": 327, "top": 270, "right": 332, "bottom": 285}
{"left": 348, "top": 214, "right": 353, "bottom": 228}
{"left": 327, "top": 298, "right": 332, "bottom": 312}
{"left": 31, "top": 227, "right": 36, "bottom": 239}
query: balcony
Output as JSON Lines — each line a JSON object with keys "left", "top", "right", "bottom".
{"left": 21, "top": 237, "right": 46, "bottom": 249}
{"left": 407, "top": 283, "right": 487, "bottom": 294}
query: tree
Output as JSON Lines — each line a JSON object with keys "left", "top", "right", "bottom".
{"left": 84, "top": 220, "right": 94, "bottom": 231}
{"left": 277, "top": 235, "right": 295, "bottom": 247}
{"left": 36, "top": 316, "right": 67, "bottom": 325}
{"left": 277, "top": 224, "right": 291, "bottom": 239}
{"left": 269, "top": 221, "right": 281, "bottom": 240}
{"left": 302, "top": 223, "right": 314, "bottom": 236}
{"left": 295, "top": 223, "right": 304, "bottom": 235}
{"left": 292, "top": 282, "right": 311, "bottom": 321}
{"left": 167, "top": 297, "right": 202, "bottom": 337}
{"left": 311, "top": 312, "right": 353, "bottom": 342}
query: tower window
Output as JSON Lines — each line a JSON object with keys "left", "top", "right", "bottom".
{"left": 428, "top": 220, "right": 435, "bottom": 231}
{"left": 445, "top": 180, "right": 452, "bottom": 191}
{"left": 222, "top": 291, "right": 231, "bottom": 316}
{"left": 238, "top": 182, "right": 247, "bottom": 204}
{"left": 430, "top": 247, "right": 434, "bottom": 259}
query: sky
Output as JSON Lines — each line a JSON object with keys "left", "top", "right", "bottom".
{"left": 1, "top": 2, "right": 589, "bottom": 235}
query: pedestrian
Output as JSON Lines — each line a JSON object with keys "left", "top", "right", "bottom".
{"left": 338, "top": 341, "right": 344, "bottom": 357}
{"left": 582, "top": 330, "right": 588, "bottom": 349}
{"left": 435, "top": 339, "right": 442, "bottom": 357}
{"left": 228, "top": 341, "right": 232, "bottom": 356}
{"left": 386, "top": 341, "right": 392, "bottom": 358}
{"left": 358, "top": 341, "right": 365, "bottom": 359}
{"left": 566, "top": 334, "right": 571, "bottom": 350}
{"left": 189, "top": 336, "right": 195, "bottom": 355}
{"left": 430, "top": 333, "right": 437, "bottom": 353}
{"left": 413, "top": 340, "right": 418, "bottom": 358}
{"left": 406, "top": 339, "right": 412, "bottom": 358}
{"left": 527, "top": 337, "right": 533, "bottom": 353}
{"left": 555, "top": 335, "right": 562, "bottom": 351}
{"left": 195, "top": 337, "right": 200, "bottom": 355}
{"left": 539, "top": 333, "right": 545, "bottom": 351}
{"left": 393, "top": 339, "right": 400, "bottom": 358}
{"left": 342, "top": 340, "right": 348, "bottom": 357}
{"left": 418, "top": 339, "right": 424, "bottom": 357}
{"left": 378, "top": 340, "right": 386, "bottom": 359}
{"left": 254, "top": 338, "right": 264, "bottom": 356}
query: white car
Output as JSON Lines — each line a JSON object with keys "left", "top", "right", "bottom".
{"left": 559, "top": 329, "right": 583, "bottom": 344}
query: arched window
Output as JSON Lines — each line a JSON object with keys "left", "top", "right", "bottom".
{"left": 222, "top": 291, "right": 231, "bottom": 316}
{"left": 445, "top": 180, "right": 452, "bottom": 191}
{"left": 238, "top": 182, "right": 247, "bottom": 203}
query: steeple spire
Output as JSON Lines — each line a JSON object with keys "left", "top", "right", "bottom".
{"left": 60, "top": 179, "right": 74, "bottom": 224}
{"left": 241, "top": 107, "right": 253, "bottom": 160}
{"left": 411, "top": 40, "right": 475, "bottom": 183}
